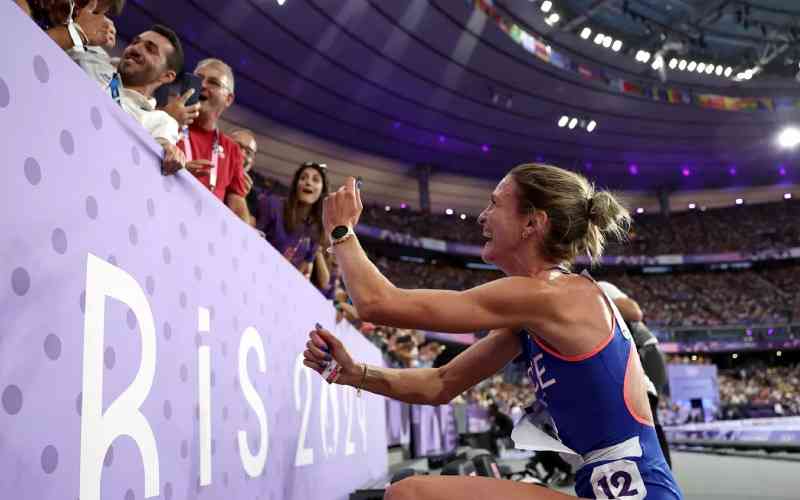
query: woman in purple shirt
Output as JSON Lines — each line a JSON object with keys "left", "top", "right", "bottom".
{"left": 257, "top": 162, "right": 331, "bottom": 289}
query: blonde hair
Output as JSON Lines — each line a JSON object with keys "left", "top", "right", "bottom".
{"left": 196, "top": 58, "right": 235, "bottom": 93}
{"left": 509, "top": 163, "right": 630, "bottom": 265}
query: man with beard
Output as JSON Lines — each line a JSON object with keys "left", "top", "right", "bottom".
{"left": 115, "top": 25, "right": 186, "bottom": 173}
{"left": 179, "top": 58, "right": 250, "bottom": 223}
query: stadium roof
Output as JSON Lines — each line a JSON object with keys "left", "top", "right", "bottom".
{"left": 118, "top": 0, "right": 800, "bottom": 191}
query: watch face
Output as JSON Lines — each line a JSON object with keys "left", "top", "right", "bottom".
{"left": 331, "top": 225, "right": 349, "bottom": 239}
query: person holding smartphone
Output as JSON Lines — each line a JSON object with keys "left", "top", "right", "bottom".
{"left": 178, "top": 58, "right": 251, "bottom": 223}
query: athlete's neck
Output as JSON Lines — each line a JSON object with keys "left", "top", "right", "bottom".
{"left": 502, "top": 251, "right": 561, "bottom": 279}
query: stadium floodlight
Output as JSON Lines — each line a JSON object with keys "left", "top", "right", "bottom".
{"left": 541, "top": 0, "right": 552, "bottom": 13}
{"left": 558, "top": 115, "right": 569, "bottom": 127}
{"left": 678, "top": 59, "right": 687, "bottom": 70}
{"left": 568, "top": 117, "right": 578, "bottom": 129}
{"left": 611, "top": 39, "right": 622, "bottom": 52}
{"left": 724, "top": 66, "right": 733, "bottom": 77}
{"left": 687, "top": 61, "right": 697, "bottom": 71}
{"left": 697, "top": 62, "right": 706, "bottom": 73}
{"left": 785, "top": 193, "right": 793, "bottom": 200}
{"left": 668, "top": 58, "right": 677, "bottom": 69}
{"left": 705, "top": 64, "right": 714, "bottom": 74}
{"left": 445, "top": 208, "right": 454, "bottom": 215}
{"left": 715, "top": 65, "right": 723, "bottom": 76}
{"left": 777, "top": 127, "right": 800, "bottom": 149}
{"left": 384, "top": 205, "right": 391, "bottom": 212}
{"left": 735, "top": 198, "right": 744, "bottom": 205}
{"left": 602, "top": 36, "right": 612, "bottom": 48}
{"left": 587, "top": 120, "right": 597, "bottom": 132}
{"left": 688, "top": 203, "right": 696, "bottom": 209}
{"left": 546, "top": 13, "right": 560, "bottom": 25}
{"left": 594, "top": 33, "right": 605, "bottom": 45}
{"left": 636, "top": 207, "right": 645, "bottom": 214}
{"left": 580, "top": 27, "right": 592, "bottom": 39}
{"left": 460, "top": 214, "right": 467, "bottom": 220}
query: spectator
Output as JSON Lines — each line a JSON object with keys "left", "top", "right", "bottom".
{"left": 64, "top": 0, "right": 123, "bottom": 92}
{"left": 256, "top": 162, "right": 330, "bottom": 288}
{"left": 15, "top": 0, "right": 117, "bottom": 52}
{"left": 113, "top": 25, "right": 186, "bottom": 174}
{"left": 229, "top": 129, "right": 259, "bottom": 226}
{"left": 180, "top": 58, "right": 250, "bottom": 223}
{"left": 488, "top": 402, "right": 514, "bottom": 443}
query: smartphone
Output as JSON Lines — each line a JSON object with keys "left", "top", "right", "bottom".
{"left": 154, "top": 73, "right": 203, "bottom": 108}
{"left": 396, "top": 335, "right": 413, "bottom": 344}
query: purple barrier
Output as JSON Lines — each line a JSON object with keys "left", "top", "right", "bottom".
{"left": 465, "top": 404, "right": 491, "bottom": 433}
{"left": 410, "top": 405, "right": 458, "bottom": 457}
{"left": 386, "top": 399, "right": 411, "bottom": 447}
{"left": 660, "top": 338, "right": 800, "bottom": 354}
{"left": 665, "top": 417, "right": 800, "bottom": 443}
{"left": 0, "top": 5, "right": 386, "bottom": 500}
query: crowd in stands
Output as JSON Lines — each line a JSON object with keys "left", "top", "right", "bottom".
{"left": 658, "top": 357, "right": 800, "bottom": 421}
{"left": 361, "top": 200, "right": 800, "bottom": 257}
{"left": 369, "top": 257, "right": 800, "bottom": 328}
{"left": 718, "top": 363, "right": 800, "bottom": 418}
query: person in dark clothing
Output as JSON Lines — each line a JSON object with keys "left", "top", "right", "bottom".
{"left": 488, "top": 403, "right": 514, "bottom": 456}
{"left": 489, "top": 403, "right": 514, "bottom": 438}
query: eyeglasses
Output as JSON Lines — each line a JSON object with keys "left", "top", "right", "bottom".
{"left": 197, "top": 74, "right": 232, "bottom": 93}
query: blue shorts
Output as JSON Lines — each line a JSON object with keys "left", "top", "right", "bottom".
{"left": 574, "top": 433, "right": 682, "bottom": 499}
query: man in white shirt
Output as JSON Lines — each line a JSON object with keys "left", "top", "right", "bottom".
{"left": 78, "top": 24, "right": 186, "bottom": 173}
{"left": 116, "top": 26, "right": 183, "bottom": 151}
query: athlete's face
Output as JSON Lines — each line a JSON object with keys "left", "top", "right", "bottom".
{"left": 478, "top": 176, "right": 531, "bottom": 266}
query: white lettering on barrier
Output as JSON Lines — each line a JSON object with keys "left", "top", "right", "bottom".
{"left": 198, "top": 307, "right": 212, "bottom": 486}
{"left": 238, "top": 326, "right": 269, "bottom": 477}
{"left": 79, "top": 253, "right": 160, "bottom": 500}
{"left": 320, "top": 382, "right": 341, "bottom": 457}
{"left": 78, "top": 256, "right": 373, "bottom": 497}
{"left": 293, "top": 353, "right": 315, "bottom": 466}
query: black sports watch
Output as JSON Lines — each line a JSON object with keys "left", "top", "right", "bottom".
{"left": 331, "top": 225, "right": 350, "bottom": 240}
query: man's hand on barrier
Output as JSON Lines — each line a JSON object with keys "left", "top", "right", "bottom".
{"left": 159, "top": 141, "right": 186, "bottom": 176}
{"left": 185, "top": 159, "right": 213, "bottom": 175}
{"left": 303, "top": 325, "right": 360, "bottom": 386}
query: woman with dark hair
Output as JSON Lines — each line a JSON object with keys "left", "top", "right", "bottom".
{"left": 257, "top": 162, "right": 330, "bottom": 289}
{"left": 14, "top": 0, "right": 121, "bottom": 50}
{"left": 304, "top": 163, "right": 682, "bottom": 499}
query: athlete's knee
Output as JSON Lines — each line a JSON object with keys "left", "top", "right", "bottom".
{"left": 384, "top": 475, "right": 427, "bottom": 500}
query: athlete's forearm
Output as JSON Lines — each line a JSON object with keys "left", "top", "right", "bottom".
{"left": 339, "top": 363, "right": 451, "bottom": 405}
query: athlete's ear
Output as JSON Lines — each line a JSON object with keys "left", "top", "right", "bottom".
{"left": 526, "top": 210, "right": 548, "bottom": 239}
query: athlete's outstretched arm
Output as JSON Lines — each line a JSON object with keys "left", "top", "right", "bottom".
{"left": 324, "top": 178, "right": 559, "bottom": 333}
{"left": 304, "top": 327, "right": 521, "bottom": 405}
